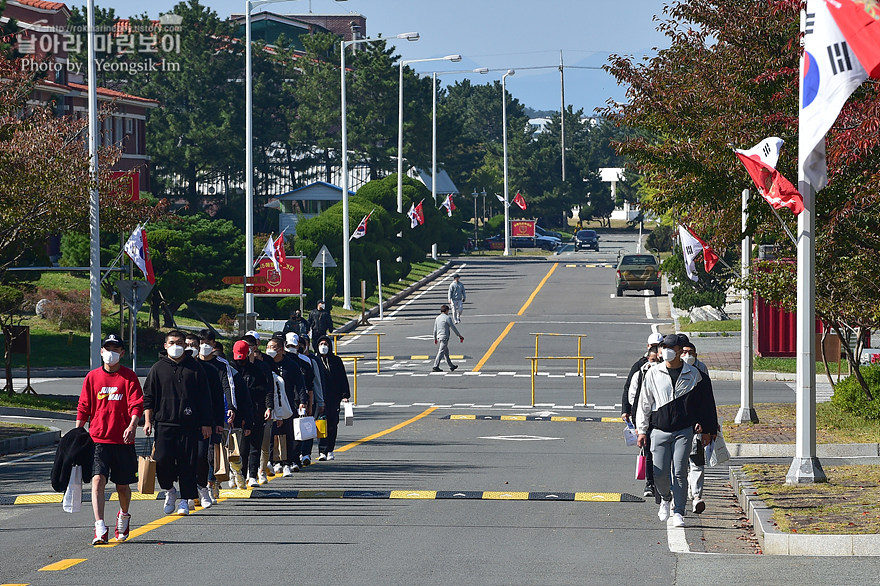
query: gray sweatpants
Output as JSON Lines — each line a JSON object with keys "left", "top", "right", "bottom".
{"left": 650, "top": 426, "right": 694, "bottom": 515}
{"left": 433, "top": 338, "right": 453, "bottom": 368}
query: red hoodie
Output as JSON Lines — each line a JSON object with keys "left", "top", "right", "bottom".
{"left": 77, "top": 366, "right": 144, "bottom": 444}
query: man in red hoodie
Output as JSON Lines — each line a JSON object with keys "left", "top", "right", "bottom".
{"left": 76, "top": 334, "right": 144, "bottom": 545}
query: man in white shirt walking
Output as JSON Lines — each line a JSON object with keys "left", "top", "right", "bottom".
{"left": 432, "top": 304, "right": 464, "bottom": 372}
{"left": 447, "top": 273, "right": 466, "bottom": 324}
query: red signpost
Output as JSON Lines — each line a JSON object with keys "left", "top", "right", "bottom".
{"left": 511, "top": 220, "right": 536, "bottom": 237}
{"left": 252, "top": 257, "right": 303, "bottom": 297}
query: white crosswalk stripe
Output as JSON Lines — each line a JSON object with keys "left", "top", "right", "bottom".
{"left": 352, "top": 402, "right": 623, "bottom": 411}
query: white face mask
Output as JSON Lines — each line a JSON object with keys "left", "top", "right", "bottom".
{"left": 285, "top": 345, "right": 298, "bottom": 354}
{"left": 199, "top": 343, "right": 214, "bottom": 357}
{"left": 101, "top": 349, "right": 121, "bottom": 366}
{"left": 167, "top": 344, "right": 185, "bottom": 359}
{"left": 186, "top": 346, "right": 198, "bottom": 356}
{"left": 318, "top": 345, "right": 329, "bottom": 355}
{"left": 661, "top": 347, "right": 677, "bottom": 362}
{"left": 682, "top": 354, "right": 696, "bottom": 366}
{"left": 265, "top": 348, "right": 278, "bottom": 358}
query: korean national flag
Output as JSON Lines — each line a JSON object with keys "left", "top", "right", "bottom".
{"left": 799, "top": 0, "right": 867, "bottom": 191}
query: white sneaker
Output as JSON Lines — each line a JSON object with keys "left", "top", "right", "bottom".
{"left": 672, "top": 513, "right": 685, "bottom": 527}
{"left": 273, "top": 463, "right": 283, "bottom": 474}
{"left": 187, "top": 499, "right": 195, "bottom": 511}
{"left": 327, "top": 452, "right": 335, "bottom": 461}
{"left": 657, "top": 499, "right": 671, "bottom": 522}
{"left": 176, "top": 500, "right": 189, "bottom": 515}
{"left": 226, "top": 479, "right": 237, "bottom": 489}
{"left": 692, "top": 498, "right": 705, "bottom": 514}
{"left": 234, "top": 473, "right": 246, "bottom": 490}
{"left": 290, "top": 463, "right": 300, "bottom": 472}
{"left": 163, "top": 487, "right": 179, "bottom": 515}
{"left": 246, "top": 476, "right": 259, "bottom": 488}
{"left": 257, "top": 470, "right": 268, "bottom": 485}
{"left": 318, "top": 453, "right": 327, "bottom": 461}
{"left": 282, "top": 465, "right": 293, "bottom": 477}
{"left": 198, "top": 486, "right": 213, "bottom": 509}
{"left": 209, "top": 483, "right": 220, "bottom": 503}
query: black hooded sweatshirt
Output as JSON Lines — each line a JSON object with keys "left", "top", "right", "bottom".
{"left": 143, "top": 354, "right": 213, "bottom": 429}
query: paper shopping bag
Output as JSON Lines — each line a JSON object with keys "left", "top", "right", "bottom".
{"left": 62, "top": 464, "right": 83, "bottom": 513}
{"left": 137, "top": 439, "right": 156, "bottom": 495}
{"left": 293, "top": 416, "right": 317, "bottom": 441}
{"left": 344, "top": 402, "right": 354, "bottom": 427}
{"left": 227, "top": 429, "right": 242, "bottom": 462}
{"left": 315, "top": 417, "right": 327, "bottom": 439}
{"left": 635, "top": 448, "right": 647, "bottom": 481}
{"left": 214, "top": 442, "right": 230, "bottom": 482}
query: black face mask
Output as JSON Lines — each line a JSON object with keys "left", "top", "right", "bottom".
{"left": 233, "top": 359, "right": 247, "bottom": 368}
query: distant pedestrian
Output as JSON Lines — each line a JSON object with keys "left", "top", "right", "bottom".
{"left": 432, "top": 304, "right": 464, "bottom": 372}
{"left": 283, "top": 310, "right": 310, "bottom": 339}
{"left": 316, "top": 335, "right": 350, "bottom": 461}
{"left": 680, "top": 337, "right": 714, "bottom": 515}
{"left": 76, "top": 334, "right": 143, "bottom": 545}
{"left": 308, "top": 300, "right": 333, "bottom": 353}
{"left": 143, "top": 330, "right": 213, "bottom": 517}
{"left": 636, "top": 334, "right": 718, "bottom": 528}
{"left": 447, "top": 273, "right": 467, "bottom": 324}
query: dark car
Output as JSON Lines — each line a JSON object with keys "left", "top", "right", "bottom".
{"left": 574, "top": 229, "right": 599, "bottom": 251}
{"left": 484, "top": 234, "right": 559, "bottom": 251}
{"left": 616, "top": 253, "right": 662, "bottom": 296}
{"left": 535, "top": 225, "right": 563, "bottom": 241}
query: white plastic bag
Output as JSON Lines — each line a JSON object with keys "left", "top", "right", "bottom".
{"left": 62, "top": 464, "right": 82, "bottom": 513}
{"left": 294, "top": 416, "right": 317, "bottom": 440}
{"left": 623, "top": 421, "right": 638, "bottom": 447}
{"left": 344, "top": 401, "right": 354, "bottom": 426}
{"left": 708, "top": 425, "right": 731, "bottom": 466}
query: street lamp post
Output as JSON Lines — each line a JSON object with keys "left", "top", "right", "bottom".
{"left": 245, "top": 0, "right": 345, "bottom": 318}
{"left": 397, "top": 54, "right": 462, "bottom": 214}
{"left": 341, "top": 32, "right": 418, "bottom": 310}
{"left": 431, "top": 67, "right": 487, "bottom": 260}
{"left": 502, "top": 69, "right": 515, "bottom": 256}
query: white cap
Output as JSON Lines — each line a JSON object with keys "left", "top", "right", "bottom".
{"left": 647, "top": 333, "right": 664, "bottom": 345}
{"left": 285, "top": 333, "right": 299, "bottom": 347}
{"left": 246, "top": 330, "right": 260, "bottom": 341}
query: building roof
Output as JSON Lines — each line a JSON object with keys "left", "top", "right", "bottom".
{"left": 11, "top": 0, "right": 67, "bottom": 11}
{"left": 264, "top": 181, "right": 356, "bottom": 208}
{"left": 67, "top": 82, "right": 159, "bottom": 106}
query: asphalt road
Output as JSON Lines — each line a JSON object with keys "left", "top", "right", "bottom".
{"left": 3, "top": 232, "right": 877, "bottom": 584}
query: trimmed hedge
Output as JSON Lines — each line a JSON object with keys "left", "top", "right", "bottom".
{"left": 831, "top": 363, "right": 880, "bottom": 421}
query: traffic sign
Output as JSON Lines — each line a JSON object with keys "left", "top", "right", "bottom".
{"left": 116, "top": 280, "right": 153, "bottom": 312}
{"left": 312, "top": 245, "right": 337, "bottom": 268}
{"left": 246, "top": 285, "right": 269, "bottom": 294}
{"left": 222, "top": 275, "right": 267, "bottom": 285}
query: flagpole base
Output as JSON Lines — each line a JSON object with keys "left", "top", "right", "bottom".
{"left": 785, "top": 457, "right": 827, "bottom": 485}
{"left": 734, "top": 407, "right": 759, "bottom": 424}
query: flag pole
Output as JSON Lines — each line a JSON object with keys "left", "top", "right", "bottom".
{"left": 768, "top": 205, "right": 798, "bottom": 247}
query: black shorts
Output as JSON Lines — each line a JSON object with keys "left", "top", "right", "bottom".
{"left": 93, "top": 443, "right": 138, "bottom": 486}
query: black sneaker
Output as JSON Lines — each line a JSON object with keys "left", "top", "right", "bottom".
{"left": 450, "top": 365, "right": 458, "bottom": 371}
{"left": 432, "top": 367, "right": 442, "bottom": 372}
{"left": 643, "top": 484, "right": 656, "bottom": 498}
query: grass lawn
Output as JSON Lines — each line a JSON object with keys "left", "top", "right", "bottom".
{"left": 679, "top": 318, "right": 740, "bottom": 333}
{"left": 0, "top": 392, "right": 77, "bottom": 412}
{"left": 718, "top": 402, "right": 880, "bottom": 444}
{"left": 753, "top": 356, "right": 849, "bottom": 376}
{"left": 0, "top": 421, "right": 52, "bottom": 440}
{"left": 743, "top": 464, "right": 880, "bottom": 534}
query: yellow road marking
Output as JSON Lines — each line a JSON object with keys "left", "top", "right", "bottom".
{"left": 217, "top": 489, "right": 253, "bottom": 499}
{"left": 472, "top": 321, "right": 515, "bottom": 372}
{"left": 601, "top": 417, "right": 623, "bottom": 423}
{"left": 482, "top": 491, "right": 529, "bottom": 500}
{"left": 378, "top": 355, "right": 395, "bottom": 360}
{"left": 500, "top": 415, "right": 526, "bottom": 421}
{"left": 550, "top": 416, "right": 577, "bottom": 422}
{"left": 14, "top": 494, "right": 62, "bottom": 505}
{"left": 38, "top": 559, "right": 86, "bottom": 571}
{"left": 450, "top": 355, "right": 464, "bottom": 359}
{"left": 110, "top": 491, "right": 157, "bottom": 501}
{"left": 574, "top": 492, "right": 620, "bottom": 502}
{"left": 410, "top": 355, "right": 429, "bottom": 360}
{"left": 565, "top": 264, "right": 577, "bottom": 267}
{"left": 390, "top": 490, "right": 436, "bottom": 499}
{"left": 450, "top": 414, "right": 476, "bottom": 420}
{"left": 335, "top": 406, "right": 438, "bottom": 453}
{"left": 2, "top": 583, "right": 30, "bottom": 585}
{"left": 517, "top": 263, "right": 558, "bottom": 316}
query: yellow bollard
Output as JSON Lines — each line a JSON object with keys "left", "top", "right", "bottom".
{"left": 376, "top": 334, "right": 381, "bottom": 374}
{"left": 582, "top": 358, "right": 588, "bottom": 406}
{"left": 352, "top": 356, "right": 358, "bottom": 405}
{"left": 530, "top": 357, "right": 536, "bottom": 407}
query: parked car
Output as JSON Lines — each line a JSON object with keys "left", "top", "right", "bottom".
{"left": 535, "top": 225, "right": 563, "bottom": 241}
{"left": 574, "top": 229, "right": 599, "bottom": 251}
{"left": 483, "top": 234, "right": 560, "bottom": 251}
{"left": 616, "top": 253, "right": 662, "bottom": 296}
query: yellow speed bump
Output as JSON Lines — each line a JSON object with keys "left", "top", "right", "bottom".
{"left": 450, "top": 414, "right": 476, "bottom": 420}
{"left": 482, "top": 491, "right": 529, "bottom": 500}
{"left": 390, "top": 490, "right": 437, "bottom": 500}
{"left": 14, "top": 493, "right": 62, "bottom": 505}
{"left": 550, "top": 416, "right": 577, "bottom": 422}
{"left": 574, "top": 492, "right": 620, "bottom": 502}
{"left": 499, "top": 415, "right": 526, "bottom": 421}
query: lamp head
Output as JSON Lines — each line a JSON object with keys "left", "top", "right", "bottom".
{"left": 474, "top": 67, "right": 489, "bottom": 74}
{"left": 506, "top": 69, "right": 515, "bottom": 76}
{"left": 397, "top": 32, "right": 420, "bottom": 41}
{"left": 445, "top": 54, "right": 462, "bottom": 62}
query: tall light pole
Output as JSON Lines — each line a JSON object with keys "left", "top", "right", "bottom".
{"left": 341, "top": 32, "right": 419, "bottom": 310}
{"left": 397, "top": 54, "right": 462, "bottom": 213}
{"left": 245, "top": 0, "right": 345, "bottom": 317}
{"left": 87, "top": 0, "right": 101, "bottom": 368}
{"left": 431, "top": 67, "right": 488, "bottom": 259}
{"left": 502, "top": 69, "right": 515, "bottom": 256}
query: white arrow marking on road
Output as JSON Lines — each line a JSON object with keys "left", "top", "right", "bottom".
{"left": 478, "top": 435, "right": 562, "bottom": 441}
{"left": 531, "top": 411, "right": 558, "bottom": 417}
{"left": 405, "top": 334, "right": 435, "bottom": 341}
{"left": 453, "top": 493, "right": 467, "bottom": 497}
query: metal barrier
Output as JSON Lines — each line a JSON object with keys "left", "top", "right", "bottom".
{"left": 331, "top": 332, "right": 387, "bottom": 373}
{"left": 532, "top": 333, "right": 588, "bottom": 374}
{"left": 526, "top": 356, "right": 593, "bottom": 407}
{"left": 339, "top": 355, "right": 365, "bottom": 405}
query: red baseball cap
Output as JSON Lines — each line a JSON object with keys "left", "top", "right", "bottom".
{"left": 232, "top": 340, "right": 250, "bottom": 360}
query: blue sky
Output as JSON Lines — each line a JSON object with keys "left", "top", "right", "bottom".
{"left": 91, "top": 0, "right": 671, "bottom": 113}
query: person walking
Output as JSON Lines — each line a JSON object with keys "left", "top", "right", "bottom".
{"left": 636, "top": 334, "right": 717, "bottom": 528}
{"left": 143, "top": 330, "right": 213, "bottom": 517}
{"left": 623, "top": 333, "right": 664, "bottom": 406}
{"left": 282, "top": 310, "right": 310, "bottom": 339}
{"left": 231, "top": 339, "right": 274, "bottom": 486}
{"left": 308, "top": 300, "right": 333, "bottom": 354}
{"left": 622, "top": 345, "right": 660, "bottom": 498}
{"left": 297, "top": 335, "right": 325, "bottom": 466}
{"left": 432, "top": 304, "right": 464, "bottom": 372}
{"left": 680, "top": 337, "right": 713, "bottom": 515}
{"left": 447, "top": 273, "right": 467, "bottom": 324}
{"left": 76, "top": 334, "right": 144, "bottom": 544}
{"left": 315, "top": 335, "right": 350, "bottom": 461}
{"left": 265, "top": 336, "right": 307, "bottom": 476}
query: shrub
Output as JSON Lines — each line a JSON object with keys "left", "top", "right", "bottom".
{"left": 0, "top": 285, "right": 24, "bottom": 313}
{"left": 831, "top": 363, "right": 880, "bottom": 421}
{"left": 646, "top": 224, "right": 673, "bottom": 252}
{"left": 28, "top": 288, "right": 93, "bottom": 332}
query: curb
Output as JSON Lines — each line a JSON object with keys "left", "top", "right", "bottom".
{"left": 707, "top": 369, "right": 795, "bottom": 382}
{"left": 729, "top": 465, "right": 880, "bottom": 556}
{"left": 687, "top": 331, "right": 741, "bottom": 337}
{"left": 0, "top": 426, "right": 60, "bottom": 456}
{"left": 727, "top": 442, "right": 880, "bottom": 458}
{"left": 335, "top": 261, "right": 454, "bottom": 334}
{"left": 0, "top": 406, "right": 77, "bottom": 421}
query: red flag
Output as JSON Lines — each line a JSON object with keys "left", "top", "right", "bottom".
{"left": 735, "top": 138, "right": 804, "bottom": 214}
{"left": 678, "top": 225, "right": 719, "bottom": 281}
{"left": 123, "top": 225, "right": 156, "bottom": 284}
{"left": 408, "top": 200, "right": 425, "bottom": 228}
{"left": 440, "top": 194, "right": 456, "bottom": 217}
{"left": 274, "top": 234, "right": 286, "bottom": 264}
{"left": 513, "top": 191, "right": 527, "bottom": 210}
{"left": 350, "top": 209, "right": 373, "bottom": 240}
{"left": 826, "top": 0, "right": 880, "bottom": 78}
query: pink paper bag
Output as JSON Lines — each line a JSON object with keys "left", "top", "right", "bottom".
{"left": 635, "top": 448, "right": 647, "bottom": 480}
